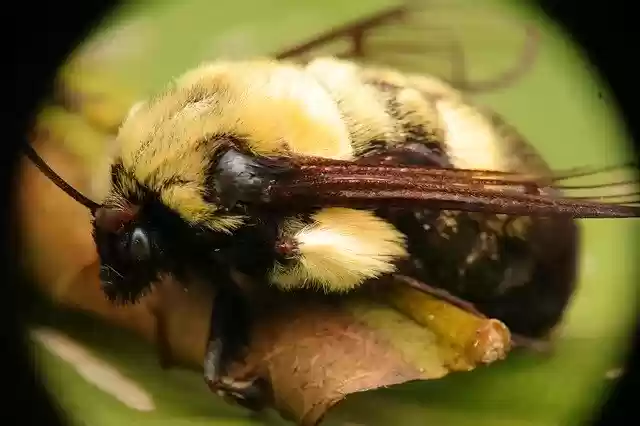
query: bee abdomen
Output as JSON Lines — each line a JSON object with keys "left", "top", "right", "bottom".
{"left": 342, "top": 61, "right": 580, "bottom": 337}
{"left": 382, "top": 207, "right": 579, "bottom": 338}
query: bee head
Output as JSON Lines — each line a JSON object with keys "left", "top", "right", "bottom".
{"left": 91, "top": 181, "right": 239, "bottom": 305}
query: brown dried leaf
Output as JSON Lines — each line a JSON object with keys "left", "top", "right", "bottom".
{"left": 52, "top": 260, "right": 511, "bottom": 426}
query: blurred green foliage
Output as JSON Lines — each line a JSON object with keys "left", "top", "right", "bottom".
{"left": 31, "top": 0, "right": 638, "bottom": 425}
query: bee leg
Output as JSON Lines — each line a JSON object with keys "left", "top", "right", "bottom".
{"left": 203, "top": 281, "right": 266, "bottom": 410}
{"left": 203, "top": 337, "right": 265, "bottom": 408}
{"left": 151, "top": 306, "right": 173, "bottom": 369}
{"left": 509, "top": 334, "right": 553, "bottom": 354}
{"left": 394, "top": 274, "right": 486, "bottom": 317}
{"left": 394, "top": 275, "right": 552, "bottom": 353}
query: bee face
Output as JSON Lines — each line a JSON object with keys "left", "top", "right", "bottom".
{"left": 92, "top": 203, "right": 164, "bottom": 303}
{"left": 92, "top": 187, "right": 237, "bottom": 303}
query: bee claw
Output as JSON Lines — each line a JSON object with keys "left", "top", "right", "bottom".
{"left": 206, "top": 376, "right": 266, "bottom": 411}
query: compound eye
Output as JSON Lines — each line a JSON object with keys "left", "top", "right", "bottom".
{"left": 130, "top": 227, "right": 152, "bottom": 262}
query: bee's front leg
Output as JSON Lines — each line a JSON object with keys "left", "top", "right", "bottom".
{"left": 203, "top": 276, "right": 266, "bottom": 410}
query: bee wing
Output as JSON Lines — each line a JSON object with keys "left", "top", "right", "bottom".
{"left": 274, "top": 0, "right": 538, "bottom": 94}
{"left": 268, "top": 2, "right": 640, "bottom": 219}
{"left": 264, "top": 158, "right": 640, "bottom": 219}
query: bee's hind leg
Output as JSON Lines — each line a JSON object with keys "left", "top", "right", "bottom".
{"left": 394, "top": 275, "right": 553, "bottom": 354}
{"left": 203, "top": 279, "right": 266, "bottom": 411}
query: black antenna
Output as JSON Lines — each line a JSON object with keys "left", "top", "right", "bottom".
{"left": 23, "top": 143, "right": 101, "bottom": 213}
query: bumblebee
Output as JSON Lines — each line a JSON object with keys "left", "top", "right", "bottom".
{"left": 74, "top": 54, "right": 639, "bottom": 401}
{"left": 23, "top": 1, "right": 639, "bottom": 409}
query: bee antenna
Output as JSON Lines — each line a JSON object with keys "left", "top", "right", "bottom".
{"left": 23, "top": 143, "right": 102, "bottom": 213}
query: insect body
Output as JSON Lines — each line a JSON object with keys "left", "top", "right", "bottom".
{"left": 83, "top": 56, "right": 638, "bottom": 402}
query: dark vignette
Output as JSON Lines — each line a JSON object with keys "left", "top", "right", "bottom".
{"left": 4, "top": 1, "right": 120, "bottom": 424}
{"left": 534, "top": 3, "right": 639, "bottom": 424}
{"left": 2, "top": 0, "right": 637, "bottom": 425}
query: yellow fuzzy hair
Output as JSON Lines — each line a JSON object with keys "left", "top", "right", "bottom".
{"left": 304, "top": 58, "right": 400, "bottom": 154}
{"left": 269, "top": 207, "right": 409, "bottom": 293}
{"left": 108, "top": 56, "right": 532, "bottom": 234}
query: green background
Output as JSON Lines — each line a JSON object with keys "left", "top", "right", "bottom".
{"left": 30, "top": 0, "right": 638, "bottom": 425}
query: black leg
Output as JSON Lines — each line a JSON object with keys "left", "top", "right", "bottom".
{"left": 203, "top": 277, "right": 266, "bottom": 410}
{"left": 152, "top": 306, "right": 174, "bottom": 370}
